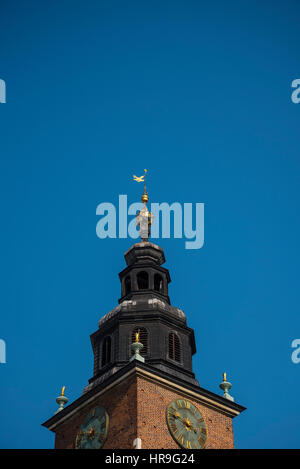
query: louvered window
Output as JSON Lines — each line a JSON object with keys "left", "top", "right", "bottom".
{"left": 154, "top": 273, "right": 163, "bottom": 292}
{"left": 131, "top": 327, "right": 148, "bottom": 356}
{"left": 169, "top": 332, "right": 181, "bottom": 362}
{"left": 124, "top": 276, "right": 131, "bottom": 295}
{"left": 101, "top": 336, "right": 112, "bottom": 367}
{"left": 137, "top": 271, "right": 149, "bottom": 290}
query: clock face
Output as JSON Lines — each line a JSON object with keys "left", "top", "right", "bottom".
{"left": 75, "top": 406, "right": 109, "bottom": 449}
{"left": 166, "top": 399, "right": 207, "bottom": 449}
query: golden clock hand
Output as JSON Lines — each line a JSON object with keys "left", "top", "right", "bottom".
{"left": 184, "top": 418, "right": 194, "bottom": 431}
{"left": 174, "top": 412, "right": 196, "bottom": 433}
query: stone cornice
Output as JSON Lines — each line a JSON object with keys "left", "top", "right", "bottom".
{"left": 42, "top": 362, "right": 246, "bottom": 432}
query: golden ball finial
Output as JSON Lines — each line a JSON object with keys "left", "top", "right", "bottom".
{"left": 141, "top": 193, "right": 149, "bottom": 203}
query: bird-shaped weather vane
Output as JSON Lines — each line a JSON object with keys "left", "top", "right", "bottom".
{"left": 133, "top": 173, "right": 145, "bottom": 183}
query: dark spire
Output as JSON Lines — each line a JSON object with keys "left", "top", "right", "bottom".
{"left": 82, "top": 171, "right": 199, "bottom": 394}
{"left": 84, "top": 240, "right": 198, "bottom": 394}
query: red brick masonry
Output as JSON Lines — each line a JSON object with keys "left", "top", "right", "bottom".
{"left": 53, "top": 367, "right": 238, "bottom": 449}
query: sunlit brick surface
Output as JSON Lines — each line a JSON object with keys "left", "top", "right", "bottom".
{"left": 54, "top": 371, "right": 234, "bottom": 449}
{"left": 136, "top": 376, "right": 234, "bottom": 449}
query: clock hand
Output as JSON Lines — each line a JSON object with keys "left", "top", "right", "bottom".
{"left": 184, "top": 418, "right": 195, "bottom": 432}
{"left": 174, "top": 412, "right": 196, "bottom": 433}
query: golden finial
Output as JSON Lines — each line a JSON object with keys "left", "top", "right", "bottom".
{"left": 220, "top": 372, "right": 234, "bottom": 401}
{"left": 133, "top": 169, "right": 149, "bottom": 203}
{"left": 135, "top": 332, "right": 140, "bottom": 343}
{"left": 55, "top": 386, "right": 68, "bottom": 414}
{"left": 141, "top": 169, "right": 148, "bottom": 203}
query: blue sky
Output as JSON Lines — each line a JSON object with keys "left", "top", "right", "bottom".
{"left": 0, "top": 0, "right": 300, "bottom": 448}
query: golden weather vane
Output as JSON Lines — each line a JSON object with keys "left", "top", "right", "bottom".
{"left": 133, "top": 174, "right": 145, "bottom": 183}
{"left": 133, "top": 169, "right": 148, "bottom": 202}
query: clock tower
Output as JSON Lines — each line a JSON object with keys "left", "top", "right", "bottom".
{"left": 42, "top": 173, "right": 245, "bottom": 449}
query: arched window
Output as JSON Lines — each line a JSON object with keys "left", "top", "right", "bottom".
{"left": 131, "top": 327, "right": 148, "bottom": 356}
{"left": 124, "top": 276, "right": 131, "bottom": 295}
{"left": 169, "top": 332, "right": 181, "bottom": 363}
{"left": 137, "top": 271, "right": 149, "bottom": 290}
{"left": 101, "top": 336, "right": 112, "bottom": 367}
{"left": 154, "top": 273, "right": 163, "bottom": 292}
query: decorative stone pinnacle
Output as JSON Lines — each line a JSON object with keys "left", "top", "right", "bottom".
{"left": 130, "top": 338, "right": 145, "bottom": 363}
{"left": 219, "top": 372, "right": 234, "bottom": 402}
{"left": 55, "top": 386, "right": 69, "bottom": 414}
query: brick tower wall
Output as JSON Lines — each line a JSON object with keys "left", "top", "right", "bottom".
{"left": 53, "top": 371, "right": 235, "bottom": 449}
{"left": 136, "top": 375, "right": 234, "bottom": 449}
{"left": 54, "top": 374, "right": 137, "bottom": 449}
